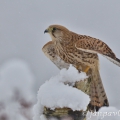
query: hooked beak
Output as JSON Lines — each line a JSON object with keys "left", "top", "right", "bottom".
{"left": 44, "top": 29, "right": 49, "bottom": 34}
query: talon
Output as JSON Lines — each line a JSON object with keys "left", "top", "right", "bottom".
{"left": 76, "top": 65, "right": 79, "bottom": 70}
{"left": 84, "top": 66, "right": 90, "bottom": 73}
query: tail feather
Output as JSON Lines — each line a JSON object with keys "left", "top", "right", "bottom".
{"left": 116, "top": 57, "right": 120, "bottom": 65}
{"left": 103, "top": 55, "right": 120, "bottom": 67}
{"left": 87, "top": 67, "right": 109, "bottom": 112}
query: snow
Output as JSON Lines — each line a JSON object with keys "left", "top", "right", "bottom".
{"left": 33, "top": 65, "right": 89, "bottom": 120}
{"left": 40, "top": 115, "right": 47, "bottom": 120}
{"left": 0, "top": 59, "right": 35, "bottom": 120}
{"left": 97, "top": 106, "right": 120, "bottom": 120}
{"left": 0, "top": 59, "right": 35, "bottom": 102}
{"left": 86, "top": 106, "right": 120, "bottom": 120}
{"left": 59, "top": 65, "right": 88, "bottom": 84}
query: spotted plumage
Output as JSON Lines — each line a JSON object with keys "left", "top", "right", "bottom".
{"left": 42, "top": 41, "right": 70, "bottom": 69}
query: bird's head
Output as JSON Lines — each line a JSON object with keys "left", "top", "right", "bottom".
{"left": 44, "top": 25, "right": 70, "bottom": 40}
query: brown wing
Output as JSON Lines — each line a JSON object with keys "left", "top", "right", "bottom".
{"left": 42, "top": 41, "right": 70, "bottom": 69}
{"left": 75, "top": 38, "right": 120, "bottom": 67}
{"left": 42, "top": 41, "right": 92, "bottom": 71}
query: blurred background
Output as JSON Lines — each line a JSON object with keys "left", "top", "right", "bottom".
{"left": 0, "top": 0, "right": 120, "bottom": 120}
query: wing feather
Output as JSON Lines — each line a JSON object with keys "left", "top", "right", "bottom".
{"left": 75, "top": 38, "right": 120, "bottom": 67}
{"left": 42, "top": 41, "right": 70, "bottom": 69}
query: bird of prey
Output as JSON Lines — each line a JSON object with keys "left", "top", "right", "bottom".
{"left": 43, "top": 24, "right": 120, "bottom": 111}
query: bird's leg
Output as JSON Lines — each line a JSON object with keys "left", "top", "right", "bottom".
{"left": 76, "top": 65, "right": 79, "bottom": 70}
{"left": 75, "top": 65, "right": 82, "bottom": 72}
{"left": 83, "top": 66, "right": 90, "bottom": 73}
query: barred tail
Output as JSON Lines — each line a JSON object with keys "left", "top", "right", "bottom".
{"left": 87, "top": 67, "right": 109, "bottom": 112}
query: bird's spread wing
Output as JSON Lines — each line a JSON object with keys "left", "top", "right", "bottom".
{"left": 42, "top": 41, "right": 70, "bottom": 69}
{"left": 75, "top": 38, "right": 120, "bottom": 67}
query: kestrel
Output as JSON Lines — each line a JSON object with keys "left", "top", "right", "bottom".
{"left": 43, "top": 24, "right": 120, "bottom": 111}
{"left": 42, "top": 40, "right": 107, "bottom": 112}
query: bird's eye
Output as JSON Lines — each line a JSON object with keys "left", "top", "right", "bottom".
{"left": 53, "top": 27, "right": 57, "bottom": 31}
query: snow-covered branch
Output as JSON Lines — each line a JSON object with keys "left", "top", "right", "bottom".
{"left": 33, "top": 65, "right": 89, "bottom": 120}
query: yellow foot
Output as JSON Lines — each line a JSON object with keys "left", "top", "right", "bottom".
{"left": 84, "top": 66, "right": 90, "bottom": 73}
